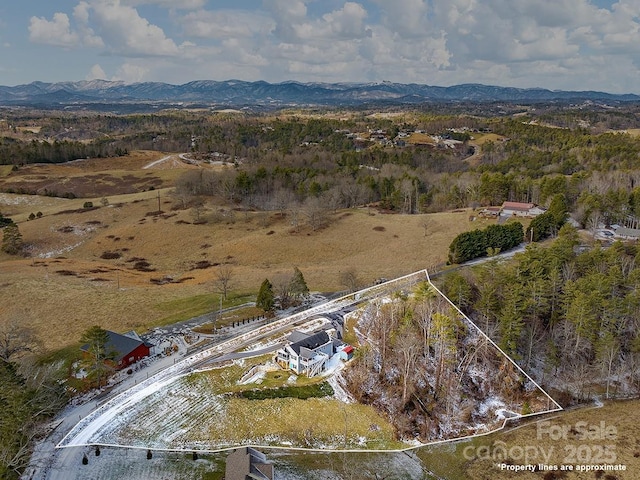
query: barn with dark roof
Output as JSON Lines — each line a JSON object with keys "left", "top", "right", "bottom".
{"left": 81, "top": 330, "right": 153, "bottom": 370}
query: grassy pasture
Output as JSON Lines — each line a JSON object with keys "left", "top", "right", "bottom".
{"left": 0, "top": 151, "right": 196, "bottom": 199}
{"left": 1, "top": 194, "right": 485, "bottom": 352}
{"left": 471, "top": 133, "right": 506, "bottom": 145}
{"left": 1, "top": 150, "right": 499, "bottom": 353}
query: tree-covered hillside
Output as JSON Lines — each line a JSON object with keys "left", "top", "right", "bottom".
{"left": 441, "top": 226, "right": 640, "bottom": 402}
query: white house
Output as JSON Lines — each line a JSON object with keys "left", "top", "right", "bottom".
{"left": 276, "top": 330, "right": 335, "bottom": 377}
{"left": 501, "top": 201, "right": 546, "bottom": 217}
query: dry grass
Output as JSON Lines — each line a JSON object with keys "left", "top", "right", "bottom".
{"left": 0, "top": 151, "right": 193, "bottom": 198}
{"left": 209, "top": 396, "right": 400, "bottom": 449}
{"left": 417, "top": 400, "right": 640, "bottom": 480}
{"left": 471, "top": 133, "right": 506, "bottom": 145}
{"left": 1, "top": 150, "right": 497, "bottom": 352}
{"left": 406, "top": 132, "right": 436, "bottom": 145}
{"left": 0, "top": 196, "right": 492, "bottom": 351}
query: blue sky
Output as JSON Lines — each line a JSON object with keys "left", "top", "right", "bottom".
{"left": 1, "top": 1, "right": 639, "bottom": 93}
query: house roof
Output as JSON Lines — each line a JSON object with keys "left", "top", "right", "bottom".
{"left": 80, "top": 330, "right": 149, "bottom": 363}
{"left": 287, "top": 330, "right": 310, "bottom": 344}
{"left": 502, "top": 201, "right": 535, "bottom": 211}
{"left": 289, "top": 331, "right": 330, "bottom": 356}
{"left": 343, "top": 345, "right": 354, "bottom": 354}
{"left": 225, "top": 447, "right": 273, "bottom": 480}
{"left": 615, "top": 227, "right": 640, "bottom": 238}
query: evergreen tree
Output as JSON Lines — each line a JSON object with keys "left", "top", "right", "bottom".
{"left": 289, "top": 267, "right": 309, "bottom": 299}
{"left": 0, "top": 212, "right": 13, "bottom": 227}
{"left": 547, "top": 193, "right": 569, "bottom": 225}
{"left": 256, "top": 279, "right": 275, "bottom": 312}
{"left": 80, "top": 326, "right": 111, "bottom": 387}
{"left": 1, "top": 223, "right": 23, "bottom": 255}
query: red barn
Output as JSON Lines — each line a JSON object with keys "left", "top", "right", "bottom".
{"left": 81, "top": 330, "right": 153, "bottom": 370}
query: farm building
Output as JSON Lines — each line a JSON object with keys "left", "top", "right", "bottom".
{"left": 340, "top": 345, "right": 355, "bottom": 361}
{"left": 80, "top": 330, "right": 153, "bottom": 370}
{"left": 225, "top": 447, "right": 274, "bottom": 480}
{"left": 501, "top": 201, "right": 546, "bottom": 217}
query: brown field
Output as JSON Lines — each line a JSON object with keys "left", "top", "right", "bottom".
{"left": 406, "top": 132, "right": 437, "bottom": 145}
{"left": 418, "top": 400, "right": 640, "bottom": 479}
{"left": 471, "top": 133, "right": 506, "bottom": 145}
{"left": 614, "top": 129, "right": 640, "bottom": 137}
{"left": 0, "top": 151, "right": 196, "bottom": 198}
{"left": 0, "top": 151, "right": 503, "bottom": 352}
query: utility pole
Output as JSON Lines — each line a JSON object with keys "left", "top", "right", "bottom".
{"left": 157, "top": 190, "right": 161, "bottom": 214}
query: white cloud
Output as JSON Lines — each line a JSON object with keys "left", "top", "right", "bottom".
{"left": 90, "top": 0, "right": 180, "bottom": 56}
{"left": 180, "top": 10, "right": 274, "bottom": 39}
{"left": 263, "top": 0, "right": 309, "bottom": 42}
{"left": 29, "top": 13, "right": 80, "bottom": 48}
{"left": 122, "top": 0, "right": 205, "bottom": 9}
{"left": 28, "top": 5, "right": 102, "bottom": 49}
{"left": 113, "top": 62, "right": 148, "bottom": 82}
{"left": 86, "top": 64, "right": 107, "bottom": 80}
{"left": 371, "top": 0, "right": 430, "bottom": 37}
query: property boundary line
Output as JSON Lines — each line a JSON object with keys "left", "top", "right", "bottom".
{"left": 56, "top": 268, "right": 563, "bottom": 455}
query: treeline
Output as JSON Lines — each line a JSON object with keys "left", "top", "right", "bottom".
{"left": 0, "top": 137, "right": 127, "bottom": 165}
{"left": 0, "top": 325, "right": 67, "bottom": 479}
{"left": 448, "top": 222, "right": 523, "bottom": 264}
{"left": 343, "top": 282, "right": 546, "bottom": 441}
{"left": 440, "top": 227, "right": 640, "bottom": 401}
{"left": 6, "top": 110, "right": 640, "bottom": 222}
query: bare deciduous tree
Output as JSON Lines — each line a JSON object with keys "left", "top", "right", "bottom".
{"left": 0, "top": 322, "right": 39, "bottom": 363}
{"left": 303, "top": 196, "right": 328, "bottom": 231}
{"left": 339, "top": 268, "right": 360, "bottom": 293}
{"left": 420, "top": 217, "right": 432, "bottom": 237}
{"left": 214, "top": 264, "right": 234, "bottom": 300}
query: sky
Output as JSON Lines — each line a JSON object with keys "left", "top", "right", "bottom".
{"left": 1, "top": 0, "right": 640, "bottom": 93}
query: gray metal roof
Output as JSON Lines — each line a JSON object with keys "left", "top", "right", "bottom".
{"left": 80, "top": 330, "right": 148, "bottom": 362}
{"left": 289, "top": 331, "right": 330, "bottom": 355}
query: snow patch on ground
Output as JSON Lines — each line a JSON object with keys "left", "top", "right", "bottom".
{"left": 36, "top": 241, "right": 84, "bottom": 258}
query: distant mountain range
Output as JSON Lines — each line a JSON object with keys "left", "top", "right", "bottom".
{"left": 1, "top": 79, "right": 638, "bottom": 108}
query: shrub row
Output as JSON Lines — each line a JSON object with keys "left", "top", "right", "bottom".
{"left": 238, "top": 382, "right": 334, "bottom": 400}
{"left": 448, "top": 222, "right": 523, "bottom": 264}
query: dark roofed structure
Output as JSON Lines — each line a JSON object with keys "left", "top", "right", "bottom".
{"left": 80, "top": 330, "right": 152, "bottom": 370}
{"left": 289, "top": 331, "right": 330, "bottom": 356}
{"left": 225, "top": 447, "right": 274, "bottom": 480}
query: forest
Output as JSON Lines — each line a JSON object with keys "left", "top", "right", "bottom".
{"left": 343, "top": 280, "right": 552, "bottom": 442}
{"left": 441, "top": 227, "right": 640, "bottom": 402}
{"left": 4, "top": 107, "right": 640, "bottom": 226}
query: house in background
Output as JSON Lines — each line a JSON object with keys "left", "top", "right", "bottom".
{"left": 81, "top": 330, "right": 153, "bottom": 370}
{"left": 614, "top": 227, "right": 640, "bottom": 240}
{"left": 225, "top": 447, "right": 274, "bottom": 480}
{"left": 500, "top": 201, "right": 546, "bottom": 218}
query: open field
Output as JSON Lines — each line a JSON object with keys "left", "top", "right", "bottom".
{"left": 470, "top": 133, "right": 506, "bottom": 145}
{"left": 417, "top": 400, "right": 640, "bottom": 479}
{"left": 91, "top": 363, "right": 400, "bottom": 451}
{"left": 1, "top": 181, "right": 496, "bottom": 352}
{"left": 0, "top": 151, "right": 198, "bottom": 198}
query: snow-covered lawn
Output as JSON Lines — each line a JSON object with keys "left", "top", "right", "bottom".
{"left": 69, "top": 356, "right": 400, "bottom": 451}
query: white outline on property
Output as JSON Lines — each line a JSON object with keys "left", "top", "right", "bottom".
{"left": 56, "top": 269, "right": 562, "bottom": 456}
